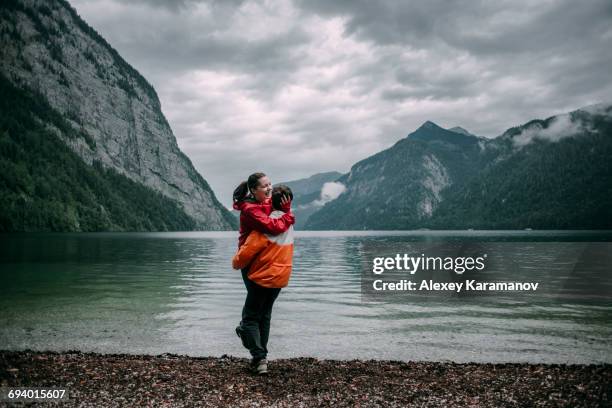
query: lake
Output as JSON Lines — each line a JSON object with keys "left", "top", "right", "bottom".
{"left": 1, "top": 231, "right": 611, "bottom": 363}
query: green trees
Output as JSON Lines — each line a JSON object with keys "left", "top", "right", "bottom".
{"left": 0, "top": 74, "right": 197, "bottom": 232}
{"left": 428, "top": 122, "right": 612, "bottom": 229}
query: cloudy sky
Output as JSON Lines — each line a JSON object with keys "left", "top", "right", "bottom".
{"left": 69, "top": 0, "right": 612, "bottom": 206}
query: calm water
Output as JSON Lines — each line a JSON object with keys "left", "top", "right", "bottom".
{"left": 1, "top": 231, "right": 611, "bottom": 363}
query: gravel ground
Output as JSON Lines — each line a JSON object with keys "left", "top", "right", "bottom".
{"left": 1, "top": 350, "right": 610, "bottom": 407}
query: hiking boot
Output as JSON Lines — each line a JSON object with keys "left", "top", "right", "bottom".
{"left": 235, "top": 325, "right": 249, "bottom": 349}
{"left": 250, "top": 358, "right": 268, "bottom": 375}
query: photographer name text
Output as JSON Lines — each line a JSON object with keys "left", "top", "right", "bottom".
{"left": 372, "top": 279, "right": 539, "bottom": 292}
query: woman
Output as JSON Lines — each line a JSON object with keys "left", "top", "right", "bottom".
{"left": 232, "top": 172, "right": 294, "bottom": 247}
{"left": 232, "top": 172, "right": 294, "bottom": 374}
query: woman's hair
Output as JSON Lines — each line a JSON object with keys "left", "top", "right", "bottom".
{"left": 233, "top": 172, "right": 267, "bottom": 203}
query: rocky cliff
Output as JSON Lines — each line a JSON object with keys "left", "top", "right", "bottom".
{"left": 0, "top": 0, "right": 235, "bottom": 230}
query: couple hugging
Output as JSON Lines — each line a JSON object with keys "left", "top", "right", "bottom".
{"left": 231, "top": 172, "right": 295, "bottom": 375}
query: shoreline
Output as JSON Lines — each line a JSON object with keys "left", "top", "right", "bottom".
{"left": 1, "top": 351, "right": 610, "bottom": 407}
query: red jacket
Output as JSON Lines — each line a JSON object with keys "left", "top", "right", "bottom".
{"left": 232, "top": 210, "right": 294, "bottom": 288}
{"left": 233, "top": 198, "right": 295, "bottom": 247}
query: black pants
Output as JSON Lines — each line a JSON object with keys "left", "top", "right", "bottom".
{"left": 239, "top": 268, "right": 281, "bottom": 361}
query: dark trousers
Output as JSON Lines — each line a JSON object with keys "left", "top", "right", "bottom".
{"left": 239, "top": 268, "right": 281, "bottom": 361}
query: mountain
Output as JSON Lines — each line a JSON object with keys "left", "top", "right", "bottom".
{"left": 428, "top": 105, "right": 612, "bottom": 229}
{"left": 278, "top": 171, "right": 342, "bottom": 229}
{"left": 0, "top": 0, "right": 236, "bottom": 231}
{"left": 305, "top": 105, "right": 612, "bottom": 230}
{"left": 448, "top": 126, "right": 477, "bottom": 137}
{"left": 305, "top": 122, "right": 489, "bottom": 229}
{"left": 281, "top": 171, "right": 343, "bottom": 197}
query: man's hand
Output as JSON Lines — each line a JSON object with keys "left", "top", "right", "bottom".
{"left": 280, "top": 194, "right": 292, "bottom": 212}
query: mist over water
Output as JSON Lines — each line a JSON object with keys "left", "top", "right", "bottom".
{"left": 1, "top": 231, "right": 611, "bottom": 363}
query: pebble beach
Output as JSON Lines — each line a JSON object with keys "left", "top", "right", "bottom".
{"left": 1, "top": 350, "right": 610, "bottom": 407}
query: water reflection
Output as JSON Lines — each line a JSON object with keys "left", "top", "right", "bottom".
{"left": 0, "top": 231, "right": 610, "bottom": 363}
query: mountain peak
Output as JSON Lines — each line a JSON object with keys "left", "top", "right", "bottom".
{"left": 419, "top": 120, "right": 443, "bottom": 130}
{"left": 407, "top": 120, "right": 479, "bottom": 148}
{"left": 448, "top": 126, "right": 473, "bottom": 136}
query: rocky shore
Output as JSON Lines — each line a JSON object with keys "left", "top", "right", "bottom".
{"left": 1, "top": 350, "right": 610, "bottom": 407}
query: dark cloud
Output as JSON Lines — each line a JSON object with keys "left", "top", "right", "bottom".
{"left": 127, "top": 0, "right": 247, "bottom": 13}
{"left": 73, "top": 3, "right": 310, "bottom": 80}
{"left": 69, "top": 0, "right": 612, "bottom": 205}
{"left": 298, "top": 0, "right": 612, "bottom": 53}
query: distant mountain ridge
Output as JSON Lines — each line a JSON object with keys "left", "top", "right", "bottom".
{"left": 305, "top": 104, "right": 612, "bottom": 229}
{"left": 305, "top": 121, "right": 488, "bottom": 229}
{"left": 429, "top": 104, "right": 612, "bottom": 229}
{"left": 281, "top": 171, "right": 343, "bottom": 197}
{"left": 448, "top": 126, "right": 477, "bottom": 137}
{"left": 278, "top": 171, "right": 343, "bottom": 229}
{"left": 0, "top": 0, "right": 236, "bottom": 231}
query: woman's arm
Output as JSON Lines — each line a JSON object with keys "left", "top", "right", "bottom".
{"left": 243, "top": 206, "right": 295, "bottom": 235}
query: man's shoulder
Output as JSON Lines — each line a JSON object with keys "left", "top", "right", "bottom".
{"left": 264, "top": 217, "right": 294, "bottom": 245}
{"left": 269, "top": 210, "right": 286, "bottom": 219}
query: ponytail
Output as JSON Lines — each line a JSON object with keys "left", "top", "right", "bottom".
{"left": 233, "top": 172, "right": 267, "bottom": 203}
{"left": 233, "top": 181, "right": 250, "bottom": 203}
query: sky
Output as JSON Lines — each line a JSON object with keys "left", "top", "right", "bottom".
{"left": 69, "top": 0, "right": 612, "bottom": 206}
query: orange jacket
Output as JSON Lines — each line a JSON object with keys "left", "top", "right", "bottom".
{"left": 232, "top": 210, "right": 294, "bottom": 288}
